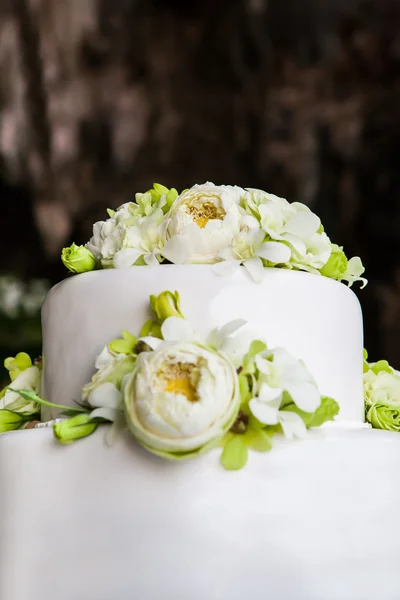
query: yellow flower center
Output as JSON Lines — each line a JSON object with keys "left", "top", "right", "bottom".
{"left": 187, "top": 199, "right": 226, "bottom": 229}
{"left": 161, "top": 362, "right": 200, "bottom": 402}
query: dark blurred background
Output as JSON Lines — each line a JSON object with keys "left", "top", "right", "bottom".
{"left": 1, "top": 0, "right": 400, "bottom": 383}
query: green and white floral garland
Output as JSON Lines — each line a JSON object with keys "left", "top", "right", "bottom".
{"left": 61, "top": 182, "right": 366, "bottom": 286}
{"left": 3, "top": 290, "right": 400, "bottom": 470}
{"left": 0, "top": 290, "right": 341, "bottom": 470}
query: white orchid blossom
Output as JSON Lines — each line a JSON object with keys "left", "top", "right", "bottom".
{"left": 249, "top": 347, "right": 321, "bottom": 439}
{"left": 243, "top": 190, "right": 332, "bottom": 273}
{"left": 213, "top": 226, "right": 291, "bottom": 282}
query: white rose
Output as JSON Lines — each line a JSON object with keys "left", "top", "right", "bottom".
{"left": 364, "top": 367, "right": 400, "bottom": 409}
{"left": 162, "top": 182, "right": 246, "bottom": 264}
{"left": 124, "top": 337, "right": 240, "bottom": 458}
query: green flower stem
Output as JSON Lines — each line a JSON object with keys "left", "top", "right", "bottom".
{"left": 8, "top": 389, "right": 87, "bottom": 415}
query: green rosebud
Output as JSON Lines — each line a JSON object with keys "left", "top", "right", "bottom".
{"left": 367, "top": 401, "right": 400, "bottom": 432}
{"left": 53, "top": 413, "right": 97, "bottom": 444}
{"left": 319, "top": 244, "right": 348, "bottom": 281}
{"left": 0, "top": 409, "right": 24, "bottom": 433}
{"left": 61, "top": 243, "right": 96, "bottom": 274}
{"left": 150, "top": 291, "right": 184, "bottom": 323}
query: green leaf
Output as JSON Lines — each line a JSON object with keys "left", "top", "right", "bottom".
{"left": 153, "top": 183, "right": 169, "bottom": 196}
{"left": 244, "top": 428, "right": 273, "bottom": 452}
{"left": 8, "top": 389, "right": 87, "bottom": 415}
{"left": 220, "top": 436, "right": 248, "bottom": 470}
{"left": 140, "top": 320, "right": 162, "bottom": 338}
{"left": 282, "top": 396, "right": 339, "bottom": 428}
{"left": 371, "top": 360, "right": 392, "bottom": 375}
{"left": 106, "top": 208, "right": 115, "bottom": 217}
{"left": 238, "top": 375, "right": 251, "bottom": 405}
{"left": 363, "top": 348, "right": 368, "bottom": 360}
{"left": 264, "top": 423, "right": 283, "bottom": 436}
{"left": 247, "top": 340, "right": 267, "bottom": 358}
{"left": 109, "top": 330, "right": 137, "bottom": 355}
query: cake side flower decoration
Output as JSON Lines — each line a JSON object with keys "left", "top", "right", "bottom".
{"left": 60, "top": 182, "right": 366, "bottom": 287}
{"left": 0, "top": 353, "right": 42, "bottom": 432}
{"left": 9, "top": 290, "right": 339, "bottom": 470}
{"left": 364, "top": 350, "right": 400, "bottom": 431}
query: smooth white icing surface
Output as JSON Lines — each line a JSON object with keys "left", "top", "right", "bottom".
{"left": 1, "top": 426, "right": 400, "bottom": 600}
{"left": 41, "top": 266, "right": 364, "bottom": 420}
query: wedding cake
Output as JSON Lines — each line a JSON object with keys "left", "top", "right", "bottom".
{"left": 1, "top": 183, "right": 400, "bottom": 600}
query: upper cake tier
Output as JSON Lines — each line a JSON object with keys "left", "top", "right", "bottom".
{"left": 41, "top": 265, "right": 364, "bottom": 421}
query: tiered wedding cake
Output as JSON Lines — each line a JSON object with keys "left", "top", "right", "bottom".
{"left": 1, "top": 183, "right": 400, "bottom": 600}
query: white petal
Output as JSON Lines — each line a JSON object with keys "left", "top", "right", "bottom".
{"left": 125, "top": 226, "right": 142, "bottom": 246}
{"left": 249, "top": 397, "right": 280, "bottom": 425}
{"left": 162, "top": 235, "right": 191, "bottom": 264}
{"left": 161, "top": 317, "right": 196, "bottom": 342}
{"left": 219, "top": 332, "right": 255, "bottom": 367}
{"left": 279, "top": 410, "right": 307, "bottom": 440}
{"left": 258, "top": 383, "right": 284, "bottom": 406}
{"left": 87, "top": 382, "right": 123, "bottom": 409}
{"left": 89, "top": 407, "right": 120, "bottom": 423}
{"left": 113, "top": 248, "right": 143, "bottom": 269}
{"left": 212, "top": 259, "right": 240, "bottom": 277}
{"left": 143, "top": 253, "right": 160, "bottom": 267}
{"left": 240, "top": 214, "right": 260, "bottom": 229}
{"left": 138, "top": 336, "right": 163, "bottom": 350}
{"left": 257, "top": 241, "right": 291, "bottom": 263}
{"left": 243, "top": 256, "right": 265, "bottom": 282}
{"left": 207, "top": 318, "right": 247, "bottom": 349}
{"left": 285, "top": 380, "right": 321, "bottom": 413}
{"left": 285, "top": 210, "right": 320, "bottom": 237}
{"left": 105, "top": 412, "right": 127, "bottom": 446}
{"left": 95, "top": 346, "right": 117, "bottom": 369}
{"left": 255, "top": 354, "right": 273, "bottom": 375}
{"left": 280, "top": 233, "right": 306, "bottom": 255}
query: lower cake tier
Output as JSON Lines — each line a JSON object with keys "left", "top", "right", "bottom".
{"left": 1, "top": 427, "right": 400, "bottom": 600}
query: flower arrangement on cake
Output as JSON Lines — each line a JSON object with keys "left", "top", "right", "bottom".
{"left": 0, "top": 183, "right": 397, "bottom": 471}
{"left": 61, "top": 182, "right": 366, "bottom": 286}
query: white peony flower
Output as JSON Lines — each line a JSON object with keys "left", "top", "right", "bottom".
{"left": 86, "top": 218, "right": 126, "bottom": 268}
{"left": 113, "top": 208, "right": 166, "bottom": 268}
{"left": 0, "top": 366, "right": 41, "bottom": 415}
{"left": 213, "top": 226, "right": 292, "bottom": 282}
{"left": 123, "top": 316, "right": 240, "bottom": 457}
{"left": 162, "top": 182, "right": 246, "bottom": 264}
{"left": 249, "top": 347, "right": 321, "bottom": 439}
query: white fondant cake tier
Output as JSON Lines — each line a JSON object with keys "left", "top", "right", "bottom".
{"left": 1, "top": 426, "right": 400, "bottom": 600}
{"left": 41, "top": 266, "right": 364, "bottom": 421}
